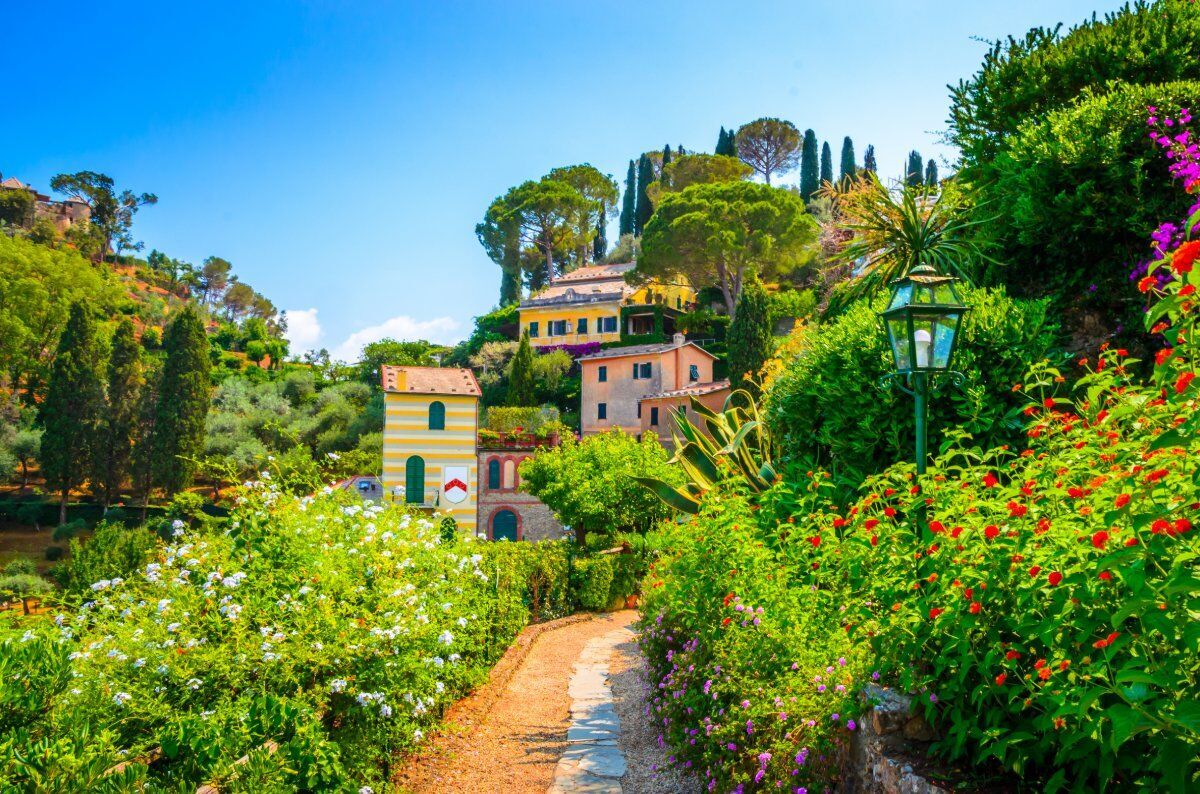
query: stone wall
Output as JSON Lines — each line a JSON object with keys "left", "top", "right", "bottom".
{"left": 476, "top": 449, "right": 564, "bottom": 542}
{"left": 844, "top": 684, "right": 948, "bottom": 793}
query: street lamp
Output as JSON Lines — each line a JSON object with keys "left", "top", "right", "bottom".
{"left": 878, "top": 263, "right": 969, "bottom": 485}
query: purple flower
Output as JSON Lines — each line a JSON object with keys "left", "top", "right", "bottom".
{"left": 929, "top": 693, "right": 938, "bottom": 704}
{"left": 746, "top": 719, "right": 754, "bottom": 735}
{"left": 847, "top": 719, "right": 857, "bottom": 730}
{"left": 831, "top": 713, "right": 840, "bottom": 721}
{"left": 758, "top": 752, "right": 772, "bottom": 765}
{"left": 741, "top": 699, "right": 750, "bottom": 708}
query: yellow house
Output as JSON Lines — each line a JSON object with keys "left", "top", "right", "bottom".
{"left": 381, "top": 366, "right": 481, "bottom": 533}
{"left": 519, "top": 262, "right": 696, "bottom": 349}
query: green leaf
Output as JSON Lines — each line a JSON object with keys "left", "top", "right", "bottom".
{"left": 632, "top": 477, "right": 700, "bottom": 514}
{"left": 1106, "top": 703, "right": 1139, "bottom": 752}
{"left": 1149, "top": 429, "right": 1188, "bottom": 452}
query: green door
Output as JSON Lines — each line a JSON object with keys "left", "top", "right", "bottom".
{"left": 492, "top": 509, "right": 518, "bottom": 541}
{"left": 405, "top": 456, "right": 425, "bottom": 504}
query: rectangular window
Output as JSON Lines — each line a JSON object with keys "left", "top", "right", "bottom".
{"left": 632, "top": 362, "right": 652, "bottom": 379}
{"left": 689, "top": 364, "right": 699, "bottom": 382}
{"left": 637, "top": 402, "right": 642, "bottom": 419}
{"left": 650, "top": 407, "right": 659, "bottom": 426}
{"left": 598, "top": 365, "right": 607, "bottom": 382}
{"left": 578, "top": 318, "right": 588, "bottom": 335}
{"left": 600, "top": 316, "right": 617, "bottom": 334}
{"left": 598, "top": 402, "right": 607, "bottom": 420}
{"left": 529, "top": 322, "right": 539, "bottom": 338}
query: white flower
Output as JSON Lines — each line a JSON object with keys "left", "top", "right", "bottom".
{"left": 20, "top": 630, "right": 34, "bottom": 643}
{"left": 380, "top": 704, "right": 393, "bottom": 718}
{"left": 330, "top": 679, "right": 348, "bottom": 693}
{"left": 113, "top": 692, "right": 132, "bottom": 707}
{"left": 413, "top": 728, "right": 423, "bottom": 741}
{"left": 457, "top": 617, "right": 468, "bottom": 628}
{"left": 438, "top": 631, "right": 454, "bottom": 646}
{"left": 186, "top": 678, "right": 203, "bottom": 690}
{"left": 166, "top": 622, "right": 181, "bottom": 633}
{"left": 359, "top": 788, "right": 374, "bottom": 794}
{"left": 133, "top": 658, "right": 146, "bottom": 668}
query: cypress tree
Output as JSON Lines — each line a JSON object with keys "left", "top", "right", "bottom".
{"left": 593, "top": 203, "right": 607, "bottom": 260}
{"left": 726, "top": 278, "right": 773, "bottom": 398}
{"left": 820, "top": 141, "right": 834, "bottom": 186}
{"left": 715, "top": 127, "right": 732, "bottom": 156}
{"left": 662, "top": 143, "right": 672, "bottom": 171}
{"left": 839, "top": 136, "right": 856, "bottom": 182}
{"left": 151, "top": 305, "right": 210, "bottom": 496}
{"left": 93, "top": 318, "right": 143, "bottom": 508}
{"left": 40, "top": 301, "right": 104, "bottom": 524}
{"left": 925, "top": 159, "right": 939, "bottom": 188}
{"left": 619, "top": 160, "right": 636, "bottom": 236}
{"left": 863, "top": 144, "right": 877, "bottom": 173}
{"left": 507, "top": 331, "right": 536, "bottom": 406}
{"left": 906, "top": 150, "right": 924, "bottom": 188}
{"left": 499, "top": 267, "right": 521, "bottom": 306}
{"left": 799, "top": 129, "right": 819, "bottom": 200}
{"left": 130, "top": 363, "right": 159, "bottom": 518}
{"left": 634, "top": 154, "right": 654, "bottom": 236}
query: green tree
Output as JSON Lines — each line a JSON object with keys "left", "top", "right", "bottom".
{"left": 799, "top": 129, "right": 819, "bottom": 200}
{"left": 619, "top": 160, "right": 636, "bottom": 236}
{"left": 905, "top": 150, "right": 924, "bottom": 187}
{"left": 199, "top": 256, "right": 232, "bottom": 305}
{"left": 661, "top": 144, "right": 673, "bottom": 176}
{"left": 0, "top": 187, "right": 34, "bottom": 227}
{"left": 151, "top": 306, "right": 210, "bottom": 496}
{"left": 356, "top": 339, "right": 447, "bottom": 389}
{"left": 925, "top": 158, "right": 939, "bottom": 187}
{"left": 93, "top": 319, "right": 143, "bottom": 508}
{"left": 715, "top": 126, "right": 733, "bottom": 156}
{"left": 863, "top": 144, "right": 877, "bottom": 173}
{"left": 819, "top": 141, "right": 834, "bottom": 185}
{"left": 518, "top": 431, "right": 683, "bottom": 542}
{"left": 726, "top": 278, "right": 773, "bottom": 396}
{"left": 477, "top": 195, "right": 523, "bottom": 305}
{"left": 39, "top": 302, "right": 104, "bottom": 524}
{"left": 648, "top": 154, "right": 753, "bottom": 205}
{"left": 839, "top": 136, "right": 856, "bottom": 182}
{"left": 11, "top": 427, "right": 41, "bottom": 491}
{"left": 593, "top": 203, "right": 607, "bottom": 260}
{"left": 735, "top": 118, "right": 801, "bottom": 185}
{"left": 637, "top": 181, "right": 818, "bottom": 319}
{"left": 634, "top": 154, "right": 655, "bottom": 236}
{"left": 507, "top": 331, "right": 536, "bottom": 407}
{"left": 547, "top": 164, "right": 618, "bottom": 266}
{"left": 48, "top": 171, "right": 157, "bottom": 261}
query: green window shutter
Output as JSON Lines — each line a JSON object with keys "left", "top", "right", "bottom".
{"left": 428, "top": 401, "right": 445, "bottom": 430}
{"left": 487, "top": 459, "right": 500, "bottom": 489}
{"left": 598, "top": 402, "right": 607, "bottom": 420}
{"left": 650, "top": 407, "right": 659, "bottom": 426}
{"left": 598, "top": 365, "right": 607, "bottom": 382}
{"left": 632, "top": 363, "right": 639, "bottom": 379}
{"left": 405, "top": 456, "right": 425, "bottom": 503}
{"left": 529, "top": 322, "right": 539, "bottom": 337}
{"left": 578, "top": 318, "right": 588, "bottom": 334}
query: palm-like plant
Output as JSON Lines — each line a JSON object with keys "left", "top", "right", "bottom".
{"left": 824, "top": 173, "right": 993, "bottom": 311}
{"left": 635, "top": 388, "right": 777, "bottom": 514}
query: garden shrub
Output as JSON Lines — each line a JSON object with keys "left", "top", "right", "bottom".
{"left": 55, "top": 521, "right": 159, "bottom": 594}
{"left": 0, "top": 488, "right": 568, "bottom": 790}
{"left": 43, "top": 546, "right": 63, "bottom": 562}
{"left": 573, "top": 556, "right": 614, "bottom": 612}
{"left": 766, "top": 286, "right": 1057, "bottom": 485}
{"left": 51, "top": 519, "right": 86, "bottom": 542}
{"left": 3, "top": 559, "right": 36, "bottom": 576}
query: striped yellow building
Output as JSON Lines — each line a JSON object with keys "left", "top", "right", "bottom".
{"left": 381, "top": 366, "right": 481, "bottom": 533}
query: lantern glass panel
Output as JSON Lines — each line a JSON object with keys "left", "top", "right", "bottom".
{"left": 887, "top": 283, "right": 912, "bottom": 312}
{"left": 933, "top": 282, "right": 957, "bottom": 303}
{"left": 932, "top": 313, "right": 959, "bottom": 369}
{"left": 911, "top": 316, "right": 936, "bottom": 369}
{"left": 887, "top": 317, "right": 911, "bottom": 371}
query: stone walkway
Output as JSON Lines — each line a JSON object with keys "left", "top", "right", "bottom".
{"left": 549, "top": 625, "right": 632, "bottom": 793}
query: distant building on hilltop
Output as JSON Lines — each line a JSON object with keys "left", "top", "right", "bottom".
{"left": 0, "top": 175, "right": 90, "bottom": 231}
{"left": 518, "top": 262, "right": 696, "bottom": 350}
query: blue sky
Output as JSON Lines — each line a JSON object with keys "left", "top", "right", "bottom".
{"left": 3, "top": 1, "right": 1123, "bottom": 360}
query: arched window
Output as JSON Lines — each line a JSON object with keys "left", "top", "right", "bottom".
{"left": 503, "top": 459, "right": 516, "bottom": 489}
{"left": 405, "top": 456, "right": 425, "bottom": 503}
{"left": 428, "top": 401, "right": 445, "bottom": 430}
{"left": 487, "top": 458, "right": 501, "bottom": 490}
{"left": 492, "top": 509, "right": 518, "bottom": 541}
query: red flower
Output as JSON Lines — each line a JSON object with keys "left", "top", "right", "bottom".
{"left": 1099, "top": 570, "right": 1113, "bottom": 581}
{"left": 1156, "top": 348, "right": 1174, "bottom": 366}
{"left": 1182, "top": 284, "right": 1198, "bottom": 297}
{"left": 1114, "top": 493, "right": 1130, "bottom": 509}
{"left": 1138, "top": 276, "right": 1157, "bottom": 293}
{"left": 869, "top": 534, "right": 878, "bottom": 547}
{"left": 1029, "top": 565, "right": 1042, "bottom": 578}
{"left": 1005, "top": 650, "right": 1021, "bottom": 660}
{"left": 1125, "top": 537, "right": 1139, "bottom": 547}
{"left": 1048, "top": 571, "right": 1063, "bottom": 586}
{"left": 951, "top": 526, "right": 964, "bottom": 539}
{"left": 1007, "top": 501, "right": 1028, "bottom": 518}
{"left": 983, "top": 473, "right": 999, "bottom": 488}
{"left": 1172, "top": 240, "right": 1200, "bottom": 274}
{"left": 1038, "top": 667, "right": 1052, "bottom": 681}
{"left": 984, "top": 525, "right": 1000, "bottom": 541}
{"left": 1146, "top": 469, "right": 1169, "bottom": 483}
{"left": 864, "top": 518, "right": 879, "bottom": 530}
{"left": 1042, "top": 397, "right": 1055, "bottom": 409}
{"left": 884, "top": 507, "right": 897, "bottom": 518}
{"left": 722, "top": 617, "right": 732, "bottom": 626}
{"left": 1175, "top": 518, "right": 1193, "bottom": 534}
{"left": 1059, "top": 660, "right": 1070, "bottom": 671}
{"left": 809, "top": 535, "right": 822, "bottom": 548}
{"left": 1036, "top": 518, "right": 1051, "bottom": 535}
{"left": 1034, "top": 658, "right": 1046, "bottom": 669}
{"left": 1091, "top": 530, "right": 1109, "bottom": 549}
{"left": 929, "top": 608, "right": 945, "bottom": 619}
{"left": 1176, "top": 372, "right": 1196, "bottom": 394}
{"left": 1092, "top": 631, "right": 1120, "bottom": 649}
{"left": 968, "top": 601, "right": 982, "bottom": 615}
{"left": 1152, "top": 518, "right": 1172, "bottom": 534}
{"left": 929, "top": 520, "right": 945, "bottom": 534}
{"left": 832, "top": 517, "right": 847, "bottom": 529}
{"left": 723, "top": 592, "right": 736, "bottom": 607}
{"left": 995, "top": 672, "right": 1007, "bottom": 686}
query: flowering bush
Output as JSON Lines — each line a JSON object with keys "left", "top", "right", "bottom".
{"left": 0, "top": 485, "right": 568, "bottom": 790}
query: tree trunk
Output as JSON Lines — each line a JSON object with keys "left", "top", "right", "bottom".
{"left": 59, "top": 490, "right": 68, "bottom": 526}
{"left": 21, "top": 597, "right": 31, "bottom": 616}
{"left": 19, "top": 461, "right": 28, "bottom": 490}
{"left": 575, "top": 523, "right": 586, "bottom": 546}
{"left": 717, "top": 262, "right": 737, "bottom": 321}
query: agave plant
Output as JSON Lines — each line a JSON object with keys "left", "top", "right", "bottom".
{"left": 635, "top": 388, "right": 778, "bottom": 514}
{"left": 824, "top": 173, "right": 994, "bottom": 312}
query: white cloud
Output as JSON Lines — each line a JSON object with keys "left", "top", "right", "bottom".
{"left": 282, "top": 308, "right": 323, "bottom": 353}
{"left": 332, "top": 315, "right": 462, "bottom": 362}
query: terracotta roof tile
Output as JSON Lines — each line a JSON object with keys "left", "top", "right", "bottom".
{"left": 380, "top": 366, "right": 481, "bottom": 397}
{"left": 553, "top": 262, "right": 634, "bottom": 282}
{"left": 576, "top": 341, "right": 716, "bottom": 362}
{"left": 640, "top": 379, "right": 731, "bottom": 401}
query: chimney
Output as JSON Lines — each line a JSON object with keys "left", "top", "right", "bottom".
{"left": 672, "top": 332, "right": 686, "bottom": 347}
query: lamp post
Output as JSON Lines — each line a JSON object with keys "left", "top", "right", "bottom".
{"left": 878, "top": 264, "right": 968, "bottom": 533}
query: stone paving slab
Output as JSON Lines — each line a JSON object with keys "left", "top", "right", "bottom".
{"left": 548, "top": 624, "right": 635, "bottom": 793}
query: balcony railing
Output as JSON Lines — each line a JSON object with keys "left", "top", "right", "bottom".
{"left": 386, "top": 487, "right": 443, "bottom": 507}
{"left": 478, "top": 431, "right": 562, "bottom": 450}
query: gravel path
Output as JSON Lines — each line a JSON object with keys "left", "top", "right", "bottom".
{"left": 610, "top": 633, "right": 702, "bottom": 794}
{"left": 393, "top": 611, "right": 637, "bottom": 793}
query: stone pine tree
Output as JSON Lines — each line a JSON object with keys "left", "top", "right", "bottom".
{"left": 925, "top": 159, "right": 939, "bottom": 188}
{"left": 863, "top": 144, "right": 877, "bottom": 173}
{"left": 93, "top": 318, "right": 143, "bottom": 509}
{"left": 507, "top": 331, "right": 536, "bottom": 407}
{"left": 820, "top": 141, "right": 834, "bottom": 186}
{"left": 799, "top": 129, "right": 819, "bottom": 200}
{"left": 634, "top": 154, "right": 655, "bottom": 236}
{"left": 839, "top": 136, "right": 856, "bottom": 182}
{"left": 40, "top": 301, "right": 104, "bottom": 524}
{"left": 151, "top": 305, "right": 210, "bottom": 496}
{"left": 726, "top": 278, "right": 773, "bottom": 397}
{"left": 619, "top": 160, "right": 636, "bottom": 237}
{"left": 905, "top": 151, "right": 924, "bottom": 188}
{"left": 593, "top": 201, "right": 608, "bottom": 260}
